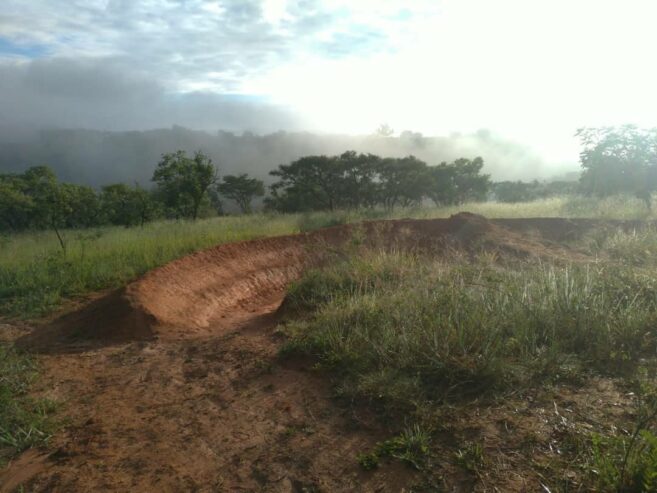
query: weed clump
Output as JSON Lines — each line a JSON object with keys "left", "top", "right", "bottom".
{"left": 283, "top": 252, "right": 657, "bottom": 412}
{"left": 0, "top": 345, "right": 56, "bottom": 465}
{"left": 358, "top": 425, "right": 431, "bottom": 471}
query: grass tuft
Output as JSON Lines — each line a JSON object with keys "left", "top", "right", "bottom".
{"left": 0, "top": 345, "right": 57, "bottom": 465}
{"left": 282, "top": 252, "right": 657, "bottom": 415}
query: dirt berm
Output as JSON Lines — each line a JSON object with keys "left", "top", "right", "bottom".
{"left": 16, "top": 213, "right": 643, "bottom": 352}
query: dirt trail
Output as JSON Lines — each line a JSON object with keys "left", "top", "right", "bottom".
{"left": 1, "top": 214, "right": 644, "bottom": 492}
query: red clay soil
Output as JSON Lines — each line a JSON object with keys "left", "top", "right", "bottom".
{"left": 1, "top": 213, "right": 644, "bottom": 492}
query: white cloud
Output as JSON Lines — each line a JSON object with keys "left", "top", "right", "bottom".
{"left": 0, "top": 0, "right": 656, "bottom": 166}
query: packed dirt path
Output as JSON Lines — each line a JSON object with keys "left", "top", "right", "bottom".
{"left": 1, "top": 214, "right": 645, "bottom": 492}
{"left": 3, "top": 306, "right": 412, "bottom": 492}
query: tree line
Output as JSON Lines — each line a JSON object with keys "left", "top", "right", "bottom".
{"left": 2, "top": 124, "right": 655, "bottom": 245}
{"left": 493, "top": 125, "right": 657, "bottom": 205}
{"left": 0, "top": 151, "right": 264, "bottom": 249}
{"left": 266, "top": 152, "right": 490, "bottom": 212}
{"left": 0, "top": 150, "right": 490, "bottom": 240}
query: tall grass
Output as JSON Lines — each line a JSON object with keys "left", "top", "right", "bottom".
{"left": 0, "top": 214, "right": 299, "bottom": 317}
{"left": 279, "top": 229, "right": 657, "bottom": 488}
{"left": 281, "top": 250, "right": 657, "bottom": 414}
{"left": 0, "top": 195, "right": 654, "bottom": 319}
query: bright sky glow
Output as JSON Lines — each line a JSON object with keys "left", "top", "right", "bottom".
{"left": 1, "top": 0, "right": 657, "bottom": 165}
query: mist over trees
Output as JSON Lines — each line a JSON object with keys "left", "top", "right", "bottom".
{"left": 0, "top": 126, "right": 551, "bottom": 188}
{"left": 3, "top": 124, "right": 657, "bottom": 241}
{"left": 492, "top": 180, "right": 577, "bottom": 203}
{"left": 0, "top": 149, "right": 492, "bottom": 239}
{"left": 577, "top": 125, "right": 657, "bottom": 207}
{"left": 265, "top": 152, "right": 490, "bottom": 212}
{"left": 218, "top": 174, "right": 265, "bottom": 214}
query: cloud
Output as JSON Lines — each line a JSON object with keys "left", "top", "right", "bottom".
{"left": 0, "top": 0, "right": 434, "bottom": 133}
{"left": 0, "top": 57, "right": 303, "bottom": 132}
{"left": 0, "top": 0, "right": 412, "bottom": 91}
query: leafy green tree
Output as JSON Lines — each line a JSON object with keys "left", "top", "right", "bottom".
{"left": 0, "top": 175, "right": 34, "bottom": 231}
{"left": 152, "top": 150, "right": 218, "bottom": 219}
{"left": 451, "top": 157, "right": 490, "bottom": 203}
{"left": 428, "top": 157, "right": 490, "bottom": 206}
{"left": 578, "top": 125, "right": 657, "bottom": 207}
{"left": 337, "top": 151, "right": 381, "bottom": 209}
{"left": 376, "top": 156, "right": 430, "bottom": 210}
{"left": 63, "top": 183, "right": 101, "bottom": 228}
{"left": 427, "top": 163, "right": 458, "bottom": 206}
{"left": 101, "top": 183, "right": 160, "bottom": 227}
{"left": 217, "top": 174, "right": 265, "bottom": 213}
{"left": 0, "top": 167, "right": 69, "bottom": 235}
{"left": 33, "top": 179, "right": 76, "bottom": 252}
{"left": 266, "top": 151, "right": 489, "bottom": 213}
{"left": 268, "top": 155, "right": 344, "bottom": 212}
{"left": 6, "top": 167, "right": 100, "bottom": 250}
{"left": 131, "top": 185, "right": 160, "bottom": 227}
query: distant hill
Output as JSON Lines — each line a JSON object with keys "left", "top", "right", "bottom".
{"left": 0, "top": 125, "right": 571, "bottom": 187}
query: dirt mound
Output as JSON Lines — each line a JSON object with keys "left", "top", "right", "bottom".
{"left": 16, "top": 213, "right": 629, "bottom": 352}
{"left": 15, "top": 289, "right": 156, "bottom": 351}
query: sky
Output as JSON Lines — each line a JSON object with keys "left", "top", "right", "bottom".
{"left": 1, "top": 0, "right": 657, "bottom": 167}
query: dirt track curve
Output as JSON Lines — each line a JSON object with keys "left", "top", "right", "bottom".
{"left": 1, "top": 213, "right": 647, "bottom": 492}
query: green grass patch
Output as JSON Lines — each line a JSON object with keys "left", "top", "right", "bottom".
{"left": 279, "top": 231, "right": 657, "bottom": 485}
{"left": 0, "top": 213, "right": 299, "bottom": 318}
{"left": 357, "top": 425, "right": 432, "bottom": 471}
{"left": 0, "top": 345, "right": 56, "bottom": 465}
{"left": 282, "top": 252, "right": 657, "bottom": 413}
{"left": 0, "top": 195, "right": 654, "bottom": 319}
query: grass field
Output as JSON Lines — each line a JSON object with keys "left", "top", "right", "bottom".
{"left": 3, "top": 194, "right": 657, "bottom": 488}
{"left": 1, "top": 195, "right": 654, "bottom": 320}
{"left": 279, "top": 229, "right": 657, "bottom": 490}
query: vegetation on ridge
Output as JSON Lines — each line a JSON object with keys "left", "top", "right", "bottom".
{"left": 279, "top": 229, "right": 657, "bottom": 490}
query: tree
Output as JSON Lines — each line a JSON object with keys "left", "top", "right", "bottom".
{"left": 376, "top": 156, "right": 430, "bottom": 210}
{"left": 217, "top": 174, "right": 264, "bottom": 213}
{"left": 375, "top": 123, "right": 394, "bottom": 137}
{"left": 266, "top": 151, "right": 489, "bottom": 213}
{"left": 63, "top": 183, "right": 101, "bottom": 228}
{"left": 101, "top": 183, "right": 160, "bottom": 227}
{"left": 428, "top": 157, "right": 490, "bottom": 206}
{"left": 428, "top": 163, "right": 458, "bottom": 206}
{"left": 0, "top": 174, "right": 34, "bottom": 231}
{"left": 578, "top": 125, "right": 657, "bottom": 207}
{"left": 268, "top": 155, "right": 344, "bottom": 212}
{"left": 0, "top": 167, "right": 96, "bottom": 246}
{"left": 336, "top": 151, "right": 381, "bottom": 209}
{"left": 25, "top": 172, "right": 82, "bottom": 252}
{"left": 451, "top": 157, "right": 490, "bottom": 204}
{"left": 152, "top": 150, "right": 218, "bottom": 219}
